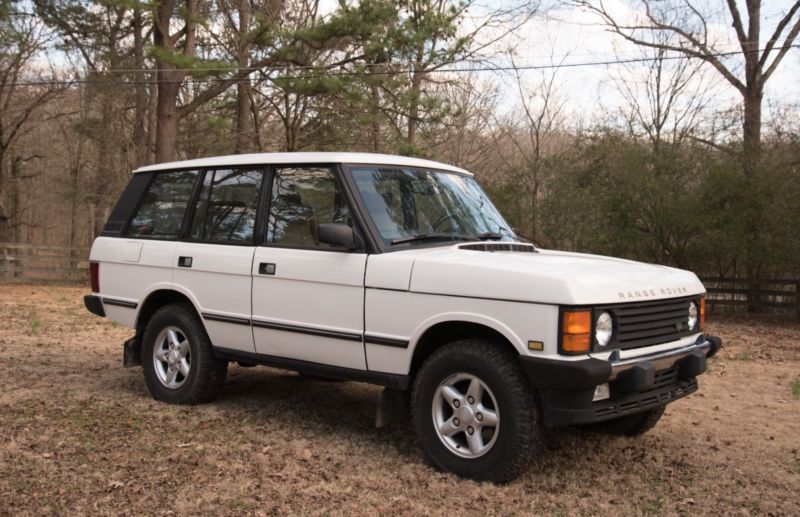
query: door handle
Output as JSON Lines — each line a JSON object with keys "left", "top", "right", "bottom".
{"left": 258, "top": 262, "right": 276, "bottom": 275}
{"left": 178, "top": 256, "right": 193, "bottom": 268}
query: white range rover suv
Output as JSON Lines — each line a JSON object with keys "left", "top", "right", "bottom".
{"left": 84, "top": 152, "right": 721, "bottom": 482}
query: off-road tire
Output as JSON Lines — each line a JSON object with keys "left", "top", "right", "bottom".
{"left": 588, "top": 405, "right": 665, "bottom": 437}
{"left": 412, "top": 338, "right": 544, "bottom": 483}
{"left": 141, "top": 303, "right": 227, "bottom": 404}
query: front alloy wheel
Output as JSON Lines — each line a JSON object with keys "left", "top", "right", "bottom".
{"left": 432, "top": 373, "right": 500, "bottom": 458}
{"left": 412, "top": 338, "right": 545, "bottom": 483}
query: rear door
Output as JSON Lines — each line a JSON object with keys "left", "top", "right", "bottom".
{"left": 251, "top": 165, "right": 368, "bottom": 370}
{"left": 173, "top": 167, "right": 264, "bottom": 353}
{"left": 96, "top": 169, "right": 199, "bottom": 326}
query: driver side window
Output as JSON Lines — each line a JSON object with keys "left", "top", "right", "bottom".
{"left": 265, "top": 166, "right": 353, "bottom": 248}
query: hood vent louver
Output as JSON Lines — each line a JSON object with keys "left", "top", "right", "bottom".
{"left": 459, "top": 243, "right": 537, "bottom": 253}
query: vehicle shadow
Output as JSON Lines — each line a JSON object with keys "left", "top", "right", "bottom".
{"left": 106, "top": 361, "right": 676, "bottom": 485}
{"left": 209, "top": 365, "right": 421, "bottom": 461}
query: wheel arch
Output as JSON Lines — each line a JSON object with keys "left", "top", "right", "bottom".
{"left": 408, "top": 316, "right": 524, "bottom": 383}
{"left": 135, "top": 286, "right": 202, "bottom": 338}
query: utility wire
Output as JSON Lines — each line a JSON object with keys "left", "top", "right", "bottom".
{"left": 3, "top": 43, "right": 799, "bottom": 88}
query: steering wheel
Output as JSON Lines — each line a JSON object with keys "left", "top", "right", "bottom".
{"left": 431, "top": 213, "right": 460, "bottom": 232}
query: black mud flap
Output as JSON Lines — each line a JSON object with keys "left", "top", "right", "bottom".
{"left": 123, "top": 336, "right": 142, "bottom": 367}
{"left": 375, "top": 388, "right": 410, "bottom": 428}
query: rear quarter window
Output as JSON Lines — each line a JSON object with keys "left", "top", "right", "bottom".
{"left": 127, "top": 170, "right": 199, "bottom": 239}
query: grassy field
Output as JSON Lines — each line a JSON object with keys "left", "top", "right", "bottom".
{"left": 1, "top": 284, "right": 799, "bottom": 515}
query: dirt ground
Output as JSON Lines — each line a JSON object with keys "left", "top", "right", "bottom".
{"left": 0, "top": 284, "right": 798, "bottom": 516}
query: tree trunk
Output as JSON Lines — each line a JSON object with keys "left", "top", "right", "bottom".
{"left": 406, "top": 69, "right": 423, "bottom": 152}
{"left": 94, "top": 87, "right": 115, "bottom": 238}
{"left": 153, "top": 0, "right": 193, "bottom": 163}
{"left": 132, "top": 7, "right": 149, "bottom": 167}
{"left": 742, "top": 86, "right": 763, "bottom": 174}
{"left": 0, "top": 146, "right": 8, "bottom": 242}
{"left": 155, "top": 78, "right": 180, "bottom": 163}
{"left": 10, "top": 156, "right": 21, "bottom": 243}
{"left": 250, "top": 89, "right": 263, "bottom": 151}
{"left": 370, "top": 82, "right": 381, "bottom": 152}
{"left": 234, "top": 0, "right": 252, "bottom": 154}
{"left": 743, "top": 86, "right": 764, "bottom": 313}
{"left": 148, "top": 72, "right": 158, "bottom": 163}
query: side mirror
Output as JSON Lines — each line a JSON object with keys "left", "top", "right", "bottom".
{"left": 317, "top": 223, "right": 360, "bottom": 250}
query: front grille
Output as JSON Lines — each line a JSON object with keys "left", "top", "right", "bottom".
{"left": 611, "top": 296, "right": 699, "bottom": 350}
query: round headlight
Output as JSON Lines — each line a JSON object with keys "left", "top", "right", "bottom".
{"left": 595, "top": 311, "right": 613, "bottom": 347}
{"left": 688, "top": 301, "right": 698, "bottom": 330}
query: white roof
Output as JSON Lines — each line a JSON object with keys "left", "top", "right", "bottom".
{"left": 133, "top": 152, "right": 472, "bottom": 175}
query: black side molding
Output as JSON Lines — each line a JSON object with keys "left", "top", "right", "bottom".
{"left": 251, "top": 319, "right": 362, "bottom": 342}
{"left": 364, "top": 335, "right": 409, "bottom": 348}
{"left": 213, "top": 347, "right": 409, "bottom": 390}
{"left": 102, "top": 297, "right": 138, "bottom": 309}
{"left": 519, "top": 355, "right": 612, "bottom": 390}
{"left": 84, "top": 295, "right": 105, "bottom": 317}
{"left": 202, "top": 313, "right": 251, "bottom": 326}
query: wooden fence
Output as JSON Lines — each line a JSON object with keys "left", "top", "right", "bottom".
{"left": 0, "top": 243, "right": 90, "bottom": 285}
{"left": 700, "top": 277, "right": 800, "bottom": 319}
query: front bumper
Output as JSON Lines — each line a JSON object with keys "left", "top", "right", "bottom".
{"left": 520, "top": 335, "right": 722, "bottom": 426}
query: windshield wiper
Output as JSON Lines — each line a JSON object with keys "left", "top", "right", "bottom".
{"left": 474, "top": 231, "right": 503, "bottom": 241}
{"left": 390, "top": 233, "right": 472, "bottom": 245}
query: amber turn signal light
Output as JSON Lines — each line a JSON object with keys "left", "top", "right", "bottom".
{"left": 700, "top": 296, "right": 706, "bottom": 330}
{"left": 561, "top": 310, "right": 591, "bottom": 353}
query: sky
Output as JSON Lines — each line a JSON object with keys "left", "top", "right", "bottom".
{"left": 470, "top": 0, "right": 800, "bottom": 127}
{"left": 28, "top": 0, "right": 799, "bottom": 134}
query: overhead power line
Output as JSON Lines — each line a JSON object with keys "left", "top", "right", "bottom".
{"left": 3, "top": 43, "right": 799, "bottom": 88}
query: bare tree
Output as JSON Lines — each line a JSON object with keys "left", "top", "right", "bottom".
{"left": 0, "top": 5, "right": 64, "bottom": 241}
{"left": 489, "top": 55, "right": 568, "bottom": 242}
{"left": 610, "top": 34, "right": 712, "bottom": 156}
{"left": 573, "top": 0, "right": 800, "bottom": 173}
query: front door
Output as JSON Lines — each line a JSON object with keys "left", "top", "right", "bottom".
{"left": 251, "top": 165, "right": 367, "bottom": 370}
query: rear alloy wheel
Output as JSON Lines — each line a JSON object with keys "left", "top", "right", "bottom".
{"left": 152, "top": 326, "right": 192, "bottom": 389}
{"left": 412, "top": 339, "right": 544, "bottom": 483}
{"left": 142, "top": 303, "right": 227, "bottom": 404}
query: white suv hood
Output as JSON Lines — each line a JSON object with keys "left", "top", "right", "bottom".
{"left": 400, "top": 245, "right": 704, "bottom": 306}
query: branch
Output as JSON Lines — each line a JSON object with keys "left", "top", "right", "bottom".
{"left": 177, "top": 57, "right": 281, "bottom": 118}
{"left": 577, "top": 1, "right": 746, "bottom": 93}
{"left": 760, "top": 2, "right": 800, "bottom": 67}
{"left": 686, "top": 134, "right": 733, "bottom": 154}
{"left": 762, "top": 16, "right": 800, "bottom": 81}
{"left": 725, "top": 0, "right": 748, "bottom": 47}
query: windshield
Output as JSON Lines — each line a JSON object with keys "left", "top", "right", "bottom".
{"left": 349, "top": 166, "right": 516, "bottom": 245}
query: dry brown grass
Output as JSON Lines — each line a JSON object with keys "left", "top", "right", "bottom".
{"left": 1, "top": 284, "right": 799, "bottom": 516}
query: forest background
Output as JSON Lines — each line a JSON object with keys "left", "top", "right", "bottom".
{"left": 1, "top": 0, "right": 799, "bottom": 283}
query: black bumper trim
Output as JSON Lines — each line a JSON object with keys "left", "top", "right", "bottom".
{"left": 84, "top": 295, "right": 105, "bottom": 317}
{"left": 519, "top": 356, "right": 612, "bottom": 390}
{"left": 523, "top": 335, "right": 722, "bottom": 427}
{"left": 542, "top": 377, "right": 698, "bottom": 427}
